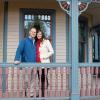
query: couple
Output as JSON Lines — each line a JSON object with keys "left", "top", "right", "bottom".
{"left": 14, "top": 27, "right": 54, "bottom": 97}
{"left": 14, "top": 27, "right": 54, "bottom": 64}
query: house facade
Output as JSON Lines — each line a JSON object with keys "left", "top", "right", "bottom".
{"left": 0, "top": 0, "right": 100, "bottom": 100}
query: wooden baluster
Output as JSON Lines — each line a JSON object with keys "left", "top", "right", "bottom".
{"left": 8, "top": 67, "right": 13, "bottom": 98}
{"left": 44, "top": 68, "right": 47, "bottom": 97}
{"left": 33, "top": 67, "right": 37, "bottom": 97}
{"left": 66, "top": 67, "right": 70, "bottom": 96}
{"left": 50, "top": 68, "right": 52, "bottom": 96}
{"left": 30, "top": 67, "right": 37, "bottom": 97}
{"left": 55, "top": 68, "right": 58, "bottom": 97}
{"left": 95, "top": 67, "right": 99, "bottom": 95}
{"left": 99, "top": 68, "right": 100, "bottom": 95}
{"left": 91, "top": 67, "right": 95, "bottom": 96}
{"left": 57, "top": 67, "right": 61, "bottom": 96}
{"left": 7, "top": 68, "right": 10, "bottom": 98}
{"left": 27, "top": 67, "right": 31, "bottom": 97}
{"left": 47, "top": 68, "right": 50, "bottom": 96}
{"left": 24, "top": 67, "right": 29, "bottom": 97}
{"left": 80, "top": 67, "right": 86, "bottom": 96}
{"left": 17, "top": 67, "right": 20, "bottom": 97}
{"left": 51, "top": 68, "right": 55, "bottom": 97}
{"left": 25, "top": 68, "right": 27, "bottom": 97}
{"left": 12, "top": 68, "right": 14, "bottom": 98}
{"left": 90, "top": 67, "right": 93, "bottom": 96}
{"left": 13, "top": 67, "right": 17, "bottom": 97}
{"left": 60, "top": 67, "right": 63, "bottom": 96}
{"left": 19, "top": 68, "right": 24, "bottom": 97}
{"left": 39, "top": 68, "right": 42, "bottom": 97}
{"left": 0, "top": 67, "right": 2, "bottom": 98}
{"left": 63, "top": 67, "right": 66, "bottom": 96}
{"left": 86, "top": 67, "right": 91, "bottom": 96}
{"left": 8, "top": 67, "right": 12, "bottom": 97}
{"left": 22, "top": 68, "right": 25, "bottom": 97}
{"left": 5, "top": 67, "right": 8, "bottom": 98}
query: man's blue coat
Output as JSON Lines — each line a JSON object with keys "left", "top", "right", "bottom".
{"left": 14, "top": 37, "right": 36, "bottom": 62}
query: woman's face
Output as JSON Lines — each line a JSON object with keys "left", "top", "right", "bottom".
{"left": 37, "top": 31, "right": 42, "bottom": 39}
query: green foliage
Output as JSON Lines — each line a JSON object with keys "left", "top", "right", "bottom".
{"left": 24, "top": 15, "right": 46, "bottom": 37}
{"left": 31, "top": 16, "right": 46, "bottom": 34}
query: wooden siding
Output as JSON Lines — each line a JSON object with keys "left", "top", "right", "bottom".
{"left": 56, "top": 11, "right": 66, "bottom": 62}
{"left": 0, "top": 3, "right": 3, "bottom": 62}
{"left": 7, "top": 1, "right": 67, "bottom": 63}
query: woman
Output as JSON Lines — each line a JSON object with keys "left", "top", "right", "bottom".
{"left": 36, "top": 30, "right": 54, "bottom": 97}
{"left": 36, "top": 30, "right": 54, "bottom": 63}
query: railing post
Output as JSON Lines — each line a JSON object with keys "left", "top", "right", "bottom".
{"left": 3, "top": 0, "right": 8, "bottom": 62}
{"left": 71, "top": 0, "right": 80, "bottom": 100}
{"left": 2, "top": 0, "right": 8, "bottom": 96}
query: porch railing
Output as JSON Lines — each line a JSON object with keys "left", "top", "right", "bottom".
{"left": 79, "top": 63, "right": 100, "bottom": 100}
{"left": 0, "top": 63, "right": 71, "bottom": 99}
{"left": 0, "top": 63, "right": 100, "bottom": 100}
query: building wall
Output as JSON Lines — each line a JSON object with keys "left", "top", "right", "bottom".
{"left": 56, "top": 11, "right": 67, "bottom": 62}
{"left": 0, "top": 2, "right": 3, "bottom": 62}
{"left": 7, "top": 1, "right": 67, "bottom": 63}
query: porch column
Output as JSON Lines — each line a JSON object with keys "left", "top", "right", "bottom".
{"left": 71, "top": 0, "right": 79, "bottom": 100}
{"left": 2, "top": 0, "right": 8, "bottom": 96}
{"left": 3, "top": 0, "right": 8, "bottom": 62}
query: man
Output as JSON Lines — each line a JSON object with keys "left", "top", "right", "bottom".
{"left": 14, "top": 27, "right": 37, "bottom": 63}
{"left": 14, "top": 27, "right": 38, "bottom": 97}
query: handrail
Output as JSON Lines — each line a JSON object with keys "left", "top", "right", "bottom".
{"left": 1, "top": 63, "right": 100, "bottom": 67}
{"left": 0, "top": 63, "right": 71, "bottom": 67}
{"left": 79, "top": 63, "right": 100, "bottom": 67}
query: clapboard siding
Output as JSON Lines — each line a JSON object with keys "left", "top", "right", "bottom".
{"left": 56, "top": 11, "right": 66, "bottom": 63}
{"left": 7, "top": 2, "right": 19, "bottom": 62}
{"left": 0, "top": 2, "right": 3, "bottom": 62}
{"left": 7, "top": 1, "right": 68, "bottom": 63}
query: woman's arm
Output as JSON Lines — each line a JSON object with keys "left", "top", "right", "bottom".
{"left": 44, "top": 40, "right": 54, "bottom": 59}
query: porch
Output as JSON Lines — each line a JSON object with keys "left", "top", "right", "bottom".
{"left": 0, "top": 63, "right": 100, "bottom": 100}
{"left": 0, "top": 0, "right": 100, "bottom": 100}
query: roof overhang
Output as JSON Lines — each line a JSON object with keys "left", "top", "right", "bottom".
{"left": 57, "top": 0, "right": 92, "bottom": 2}
{"left": 57, "top": 0, "right": 100, "bottom": 3}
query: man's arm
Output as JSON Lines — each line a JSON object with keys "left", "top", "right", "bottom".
{"left": 14, "top": 40, "right": 25, "bottom": 64}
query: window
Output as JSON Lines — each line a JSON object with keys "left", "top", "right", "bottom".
{"left": 92, "top": 25, "right": 100, "bottom": 62}
{"left": 79, "top": 16, "right": 88, "bottom": 62}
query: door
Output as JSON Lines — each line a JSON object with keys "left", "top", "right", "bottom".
{"left": 79, "top": 16, "right": 88, "bottom": 62}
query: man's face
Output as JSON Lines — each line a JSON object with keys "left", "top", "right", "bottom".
{"left": 29, "top": 28, "right": 36, "bottom": 38}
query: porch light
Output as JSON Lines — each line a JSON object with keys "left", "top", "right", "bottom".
{"left": 56, "top": 0, "right": 92, "bottom": 16}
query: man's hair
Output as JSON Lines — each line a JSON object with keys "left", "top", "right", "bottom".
{"left": 29, "top": 26, "right": 37, "bottom": 32}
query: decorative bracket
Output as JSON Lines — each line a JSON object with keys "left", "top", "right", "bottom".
{"left": 57, "top": 0, "right": 92, "bottom": 16}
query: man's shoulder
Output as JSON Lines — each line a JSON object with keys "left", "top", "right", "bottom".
{"left": 19, "top": 37, "right": 28, "bottom": 44}
{"left": 22, "top": 37, "right": 29, "bottom": 42}
{"left": 24, "top": 37, "right": 29, "bottom": 40}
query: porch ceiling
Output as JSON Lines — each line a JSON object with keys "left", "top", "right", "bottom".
{"left": 85, "top": 3, "right": 100, "bottom": 26}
